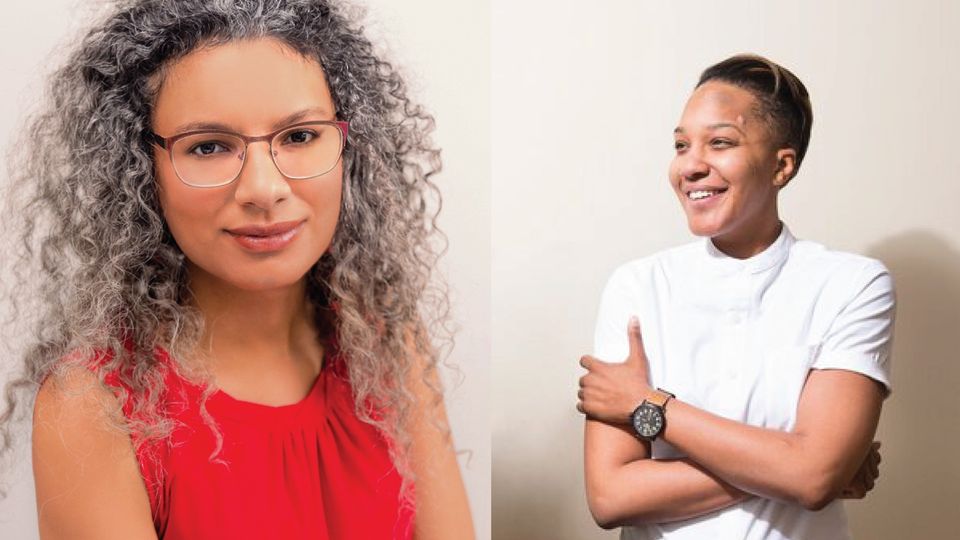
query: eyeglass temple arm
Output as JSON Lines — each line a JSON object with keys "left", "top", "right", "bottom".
{"left": 147, "top": 131, "right": 168, "bottom": 149}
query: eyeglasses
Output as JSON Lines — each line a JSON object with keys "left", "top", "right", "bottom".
{"left": 148, "top": 120, "right": 349, "bottom": 188}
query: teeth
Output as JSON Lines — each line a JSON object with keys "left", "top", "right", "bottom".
{"left": 689, "top": 190, "right": 720, "bottom": 200}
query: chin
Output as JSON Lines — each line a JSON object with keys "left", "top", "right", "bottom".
{"left": 230, "top": 273, "right": 308, "bottom": 292}
{"left": 685, "top": 216, "right": 726, "bottom": 238}
{"left": 212, "top": 257, "right": 316, "bottom": 292}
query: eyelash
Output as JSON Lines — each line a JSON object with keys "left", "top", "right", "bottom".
{"left": 281, "top": 129, "right": 317, "bottom": 145}
{"left": 711, "top": 138, "right": 734, "bottom": 148}
{"left": 189, "top": 141, "right": 232, "bottom": 156}
{"left": 673, "top": 139, "right": 735, "bottom": 152}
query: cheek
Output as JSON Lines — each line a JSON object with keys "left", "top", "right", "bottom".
{"left": 739, "top": 158, "right": 776, "bottom": 198}
{"left": 155, "top": 155, "right": 187, "bottom": 230}
{"left": 713, "top": 154, "right": 762, "bottom": 197}
{"left": 711, "top": 153, "right": 745, "bottom": 178}
{"left": 155, "top": 170, "right": 224, "bottom": 253}
{"left": 316, "top": 183, "right": 342, "bottom": 237}
{"left": 667, "top": 159, "right": 682, "bottom": 188}
{"left": 301, "top": 169, "right": 343, "bottom": 248}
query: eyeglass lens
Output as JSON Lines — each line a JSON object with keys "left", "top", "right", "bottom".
{"left": 169, "top": 123, "right": 344, "bottom": 187}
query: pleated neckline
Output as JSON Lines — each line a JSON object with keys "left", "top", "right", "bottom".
{"left": 207, "top": 368, "right": 328, "bottom": 423}
{"left": 156, "top": 345, "right": 347, "bottom": 427}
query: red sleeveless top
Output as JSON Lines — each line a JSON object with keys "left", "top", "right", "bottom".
{"left": 102, "top": 345, "right": 413, "bottom": 539}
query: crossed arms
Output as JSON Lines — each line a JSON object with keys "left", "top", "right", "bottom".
{"left": 579, "top": 264, "right": 893, "bottom": 529}
{"left": 580, "top": 329, "right": 884, "bottom": 527}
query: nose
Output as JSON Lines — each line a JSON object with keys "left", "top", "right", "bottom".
{"left": 232, "top": 141, "right": 291, "bottom": 210}
{"left": 676, "top": 145, "right": 710, "bottom": 182}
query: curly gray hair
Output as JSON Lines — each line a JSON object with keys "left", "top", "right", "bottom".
{"left": 0, "top": 0, "right": 452, "bottom": 504}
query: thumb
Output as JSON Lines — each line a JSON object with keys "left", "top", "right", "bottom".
{"left": 626, "top": 315, "right": 644, "bottom": 364}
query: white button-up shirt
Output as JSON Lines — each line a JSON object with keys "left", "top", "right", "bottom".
{"left": 593, "top": 224, "right": 895, "bottom": 540}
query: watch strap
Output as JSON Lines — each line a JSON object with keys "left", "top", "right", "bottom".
{"left": 645, "top": 388, "right": 674, "bottom": 409}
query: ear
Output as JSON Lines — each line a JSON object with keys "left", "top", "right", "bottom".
{"left": 773, "top": 148, "right": 797, "bottom": 188}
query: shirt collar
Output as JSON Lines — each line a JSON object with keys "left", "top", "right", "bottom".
{"left": 702, "top": 222, "right": 795, "bottom": 275}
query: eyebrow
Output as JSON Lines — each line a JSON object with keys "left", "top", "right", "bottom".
{"left": 707, "top": 122, "right": 746, "bottom": 134}
{"left": 674, "top": 123, "right": 746, "bottom": 135}
{"left": 169, "top": 107, "right": 335, "bottom": 135}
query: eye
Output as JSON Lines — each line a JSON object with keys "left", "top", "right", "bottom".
{"left": 187, "top": 140, "right": 232, "bottom": 157}
{"left": 710, "top": 138, "right": 735, "bottom": 148}
{"left": 281, "top": 129, "right": 317, "bottom": 145}
{"left": 674, "top": 140, "right": 689, "bottom": 152}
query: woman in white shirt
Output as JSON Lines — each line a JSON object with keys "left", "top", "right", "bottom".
{"left": 578, "top": 54, "right": 894, "bottom": 540}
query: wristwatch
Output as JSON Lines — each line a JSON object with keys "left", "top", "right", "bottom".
{"left": 630, "top": 388, "right": 675, "bottom": 441}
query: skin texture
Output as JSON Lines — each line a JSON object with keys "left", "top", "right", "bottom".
{"left": 670, "top": 81, "right": 795, "bottom": 258}
{"left": 33, "top": 367, "right": 159, "bottom": 540}
{"left": 579, "top": 81, "right": 885, "bottom": 528}
{"left": 33, "top": 38, "right": 473, "bottom": 539}
{"left": 406, "top": 333, "right": 476, "bottom": 539}
{"left": 153, "top": 39, "right": 343, "bottom": 296}
{"left": 151, "top": 38, "right": 340, "bottom": 403}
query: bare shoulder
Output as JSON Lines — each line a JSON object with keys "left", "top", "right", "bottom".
{"left": 402, "top": 335, "right": 475, "bottom": 540}
{"left": 33, "top": 364, "right": 158, "bottom": 540}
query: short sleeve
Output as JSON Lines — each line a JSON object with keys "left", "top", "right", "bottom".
{"left": 812, "top": 260, "right": 896, "bottom": 394}
{"left": 593, "top": 265, "right": 636, "bottom": 363}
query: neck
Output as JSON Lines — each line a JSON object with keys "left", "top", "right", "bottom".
{"left": 712, "top": 215, "right": 783, "bottom": 260}
{"left": 185, "top": 263, "right": 322, "bottom": 372}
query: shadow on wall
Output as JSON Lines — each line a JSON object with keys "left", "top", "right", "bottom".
{"left": 847, "top": 230, "right": 960, "bottom": 539}
{"left": 492, "top": 229, "right": 960, "bottom": 540}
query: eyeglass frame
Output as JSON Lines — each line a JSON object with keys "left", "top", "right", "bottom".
{"left": 147, "top": 120, "right": 350, "bottom": 188}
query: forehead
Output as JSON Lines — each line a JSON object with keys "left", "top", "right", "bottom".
{"left": 151, "top": 37, "right": 335, "bottom": 133}
{"left": 677, "top": 80, "right": 760, "bottom": 132}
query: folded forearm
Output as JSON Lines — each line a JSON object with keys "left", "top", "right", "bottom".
{"left": 587, "top": 456, "right": 751, "bottom": 528}
{"left": 662, "top": 399, "right": 850, "bottom": 509}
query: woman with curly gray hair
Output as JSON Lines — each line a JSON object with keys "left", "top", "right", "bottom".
{"left": 0, "top": 0, "right": 472, "bottom": 538}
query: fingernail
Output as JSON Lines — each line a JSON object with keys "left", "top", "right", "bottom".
{"left": 629, "top": 315, "right": 639, "bottom": 327}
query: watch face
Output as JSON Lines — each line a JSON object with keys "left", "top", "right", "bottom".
{"left": 632, "top": 402, "right": 664, "bottom": 440}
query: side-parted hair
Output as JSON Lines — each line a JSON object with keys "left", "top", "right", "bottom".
{"left": 698, "top": 54, "right": 813, "bottom": 178}
{"left": 0, "top": 0, "right": 452, "bottom": 506}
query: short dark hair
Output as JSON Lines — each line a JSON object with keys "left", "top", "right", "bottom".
{"left": 697, "top": 54, "right": 813, "bottom": 177}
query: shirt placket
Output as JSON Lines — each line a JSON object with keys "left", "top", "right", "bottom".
{"left": 712, "top": 268, "right": 753, "bottom": 420}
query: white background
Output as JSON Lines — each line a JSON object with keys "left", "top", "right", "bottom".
{"left": 0, "top": 1, "right": 490, "bottom": 539}
{"left": 491, "top": 0, "right": 960, "bottom": 538}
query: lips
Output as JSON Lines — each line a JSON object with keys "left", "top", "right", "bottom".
{"left": 225, "top": 220, "right": 305, "bottom": 253}
{"left": 686, "top": 187, "right": 728, "bottom": 200}
{"left": 227, "top": 220, "right": 303, "bottom": 237}
{"left": 683, "top": 186, "right": 728, "bottom": 208}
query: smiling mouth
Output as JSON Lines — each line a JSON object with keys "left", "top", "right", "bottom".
{"left": 687, "top": 188, "right": 727, "bottom": 201}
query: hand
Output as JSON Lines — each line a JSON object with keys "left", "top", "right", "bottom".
{"left": 839, "top": 441, "right": 882, "bottom": 499}
{"left": 578, "top": 316, "right": 653, "bottom": 424}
